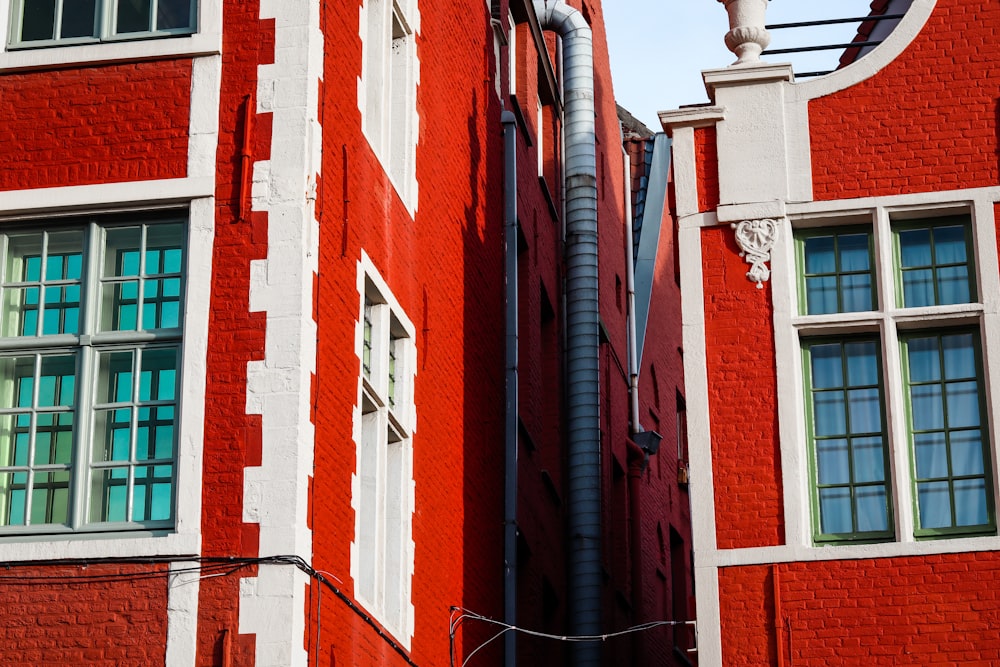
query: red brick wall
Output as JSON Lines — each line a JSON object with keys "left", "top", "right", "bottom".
{"left": 695, "top": 127, "right": 720, "bottom": 213}
{"left": 810, "top": 0, "right": 1000, "bottom": 200}
{"left": 0, "top": 61, "right": 191, "bottom": 191}
{"left": 195, "top": 1, "right": 275, "bottom": 663}
{"left": 0, "top": 564, "right": 168, "bottom": 666}
{"left": 702, "top": 226, "right": 784, "bottom": 550}
{"left": 722, "top": 553, "right": 1000, "bottom": 665}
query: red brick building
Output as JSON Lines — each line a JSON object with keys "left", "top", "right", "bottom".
{"left": 661, "top": 0, "right": 1000, "bottom": 663}
{"left": 0, "top": 0, "right": 690, "bottom": 665}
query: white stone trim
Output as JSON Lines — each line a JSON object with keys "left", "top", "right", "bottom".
{"left": 188, "top": 55, "right": 222, "bottom": 182}
{"left": 0, "top": 0, "right": 222, "bottom": 71}
{"left": 238, "top": 0, "right": 322, "bottom": 663}
{"left": 350, "top": 250, "right": 417, "bottom": 648}
{"left": 667, "top": 128, "right": 700, "bottom": 219}
{"left": 0, "top": 178, "right": 214, "bottom": 219}
{"left": 788, "top": 0, "right": 936, "bottom": 103}
{"left": 166, "top": 560, "right": 202, "bottom": 666}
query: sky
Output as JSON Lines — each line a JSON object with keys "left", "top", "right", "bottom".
{"left": 604, "top": 0, "right": 879, "bottom": 130}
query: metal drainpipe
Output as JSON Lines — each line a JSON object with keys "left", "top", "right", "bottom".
{"left": 532, "top": 2, "right": 601, "bottom": 664}
{"left": 501, "top": 109, "right": 519, "bottom": 667}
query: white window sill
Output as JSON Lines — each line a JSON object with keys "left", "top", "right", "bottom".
{"left": 0, "top": 31, "right": 221, "bottom": 71}
{"left": 0, "top": 530, "right": 199, "bottom": 561}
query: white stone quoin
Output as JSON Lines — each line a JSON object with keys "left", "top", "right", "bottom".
{"left": 718, "top": 0, "right": 770, "bottom": 65}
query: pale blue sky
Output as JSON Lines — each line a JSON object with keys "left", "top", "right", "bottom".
{"left": 604, "top": 0, "right": 878, "bottom": 129}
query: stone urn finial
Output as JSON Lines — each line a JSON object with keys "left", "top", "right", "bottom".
{"left": 717, "top": 0, "right": 771, "bottom": 65}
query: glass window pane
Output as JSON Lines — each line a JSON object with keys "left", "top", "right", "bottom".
{"left": 33, "top": 413, "right": 73, "bottom": 465}
{"left": 951, "top": 431, "right": 985, "bottom": 477}
{"left": 911, "top": 384, "right": 944, "bottom": 431}
{"left": 804, "top": 236, "right": 835, "bottom": 274}
{"left": 852, "top": 436, "right": 885, "bottom": 484}
{"left": 840, "top": 274, "right": 872, "bottom": 312}
{"left": 101, "top": 281, "right": 140, "bottom": 332}
{"left": 902, "top": 269, "right": 934, "bottom": 307}
{"left": 1, "top": 473, "right": 27, "bottom": 526}
{"left": 914, "top": 432, "right": 948, "bottom": 479}
{"left": 839, "top": 234, "right": 871, "bottom": 272}
{"left": 20, "top": 0, "right": 56, "bottom": 41}
{"left": 848, "top": 388, "right": 881, "bottom": 434}
{"left": 116, "top": 0, "right": 152, "bottom": 33}
{"left": 817, "top": 438, "right": 850, "bottom": 485}
{"left": 945, "top": 381, "right": 980, "bottom": 428}
{"left": 98, "top": 351, "right": 134, "bottom": 404}
{"left": 104, "top": 228, "right": 142, "bottom": 278}
{"left": 819, "top": 487, "right": 853, "bottom": 534}
{"left": 60, "top": 0, "right": 97, "bottom": 37}
{"left": 937, "top": 266, "right": 970, "bottom": 305}
{"left": 855, "top": 486, "right": 888, "bottom": 532}
{"left": 30, "top": 472, "right": 69, "bottom": 525}
{"left": 156, "top": 0, "right": 192, "bottom": 30}
{"left": 93, "top": 409, "right": 133, "bottom": 462}
{"left": 907, "top": 337, "right": 941, "bottom": 383}
{"left": 814, "top": 391, "right": 846, "bottom": 437}
{"left": 917, "top": 481, "right": 952, "bottom": 529}
{"left": 954, "top": 479, "right": 988, "bottom": 527}
{"left": 943, "top": 334, "right": 976, "bottom": 380}
{"left": 845, "top": 342, "right": 878, "bottom": 386}
{"left": 899, "top": 228, "right": 932, "bottom": 267}
{"left": 810, "top": 344, "right": 843, "bottom": 389}
{"left": 90, "top": 468, "right": 129, "bottom": 523}
{"left": 132, "top": 464, "right": 173, "bottom": 521}
{"left": 933, "top": 225, "right": 967, "bottom": 264}
{"left": 805, "top": 276, "right": 837, "bottom": 315}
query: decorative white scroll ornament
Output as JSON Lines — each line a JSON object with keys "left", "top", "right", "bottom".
{"left": 731, "top": 219, "right": 778, "bottom": 288}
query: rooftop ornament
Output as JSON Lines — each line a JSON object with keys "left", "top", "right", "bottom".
{"left": 718, "top": 0, "right": 771, "bottom": 65}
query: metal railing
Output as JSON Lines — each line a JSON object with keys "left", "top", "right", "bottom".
{"left": 762, "top": 13, "right": 906, "bottom": 77}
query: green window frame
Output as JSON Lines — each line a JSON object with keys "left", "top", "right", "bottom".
{"left": 797, "top": 227, "right": 876, "bottom": 316}
{"left": 8, "top": 0, "right": 196, "bottom": 49}
{"left": 902, "top": 330, "right": 994, "bottom": 537}
{"left": 894, "top": 216, "right": 976, "bottom": 308}
{"left": 0, "top": 214, "right": 185, "bottom": 534}
{"left": 803, "top": 337, "right": 894, "bottom": 543}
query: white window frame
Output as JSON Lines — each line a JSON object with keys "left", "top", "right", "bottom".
{"left": 8, "top": 0, "right": 195, "bottom": 48}
{"left": 351, "top": 251, "right": 416, "bottom": 647}
{"left": 772, "top": 195, "right": 1000, "bottom": 552}
{"left": 0, "top": 0, "right": 220, "bottom": 71}
{"left": 358, "top": 0, "right": 420, "bottom": 215}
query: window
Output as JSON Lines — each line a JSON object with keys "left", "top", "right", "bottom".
{"left": 352, "top": 256, "right": 415, "bottom": 645}
{"left": 9, "top": 0, "right": 196, "bottom": 48}
{"left": 359, "top": 0, "right": 419, "bottom": 210}
{"left": 0, "top": 214, "right": 184, "bottom": 533}
{"left": 796, "top": 211, "right": 994, "bottom": 543}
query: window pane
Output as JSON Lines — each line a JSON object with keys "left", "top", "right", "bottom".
{"left": 90, "top": 468, "right": 129, "bottom": 522}
{"left": 817, "top": 438, "right": 849, "bottom": 485}
{"left": 907, "top": 337, "right": 940, "bottom": 383}
{"left": 845, "top": 342, "right": 878, "bottom": 386}
{"left": 810, "top": 344, "right": 843, "bottom": 389}
{"left": 93, "top": 409, "right": 133, "bottom": 462}
{"left": 848, "top": 388, "right": 880, "bottom": 434}
{"left": 839, "top": 234, "right": 871, "bottom": 272}
{"left": 814, "top": 391, "right": 846, "bottom": 437}
{"left": 804, "top": 236, "right": 835, "bottom": 274}
{"left": 911, "top": 384, "right": 944, "bottom": 431}
{"left": 805, "top": 277, "right": 838, "bottom": 315}
{"left": 98, "top": 351, "right": 135, "bottom": 404}
{"left": 20, "top": 0, "right": 56, "bottom": 41}
{"left": 60, "top": 0, "right": 97, "bottom": 38}
{"left": 951, "top": 431, "right": 985, "bottom": 477}
{"left": 937, "top": 266, "right": 970, "bottom": 305}
{"left": 914, "top": 432, "right": 948, "bottom": 479}
{"left": 819, "top": 487, "right": 853, "bottom": 534}
{"left": 0, "top": 472, "right": 27, "bottom": 526}
{"left": 140, "top": 348, "right": 178, "bottom": 401}
{"left": 954, "top": 479, "right": 988, "bottom": 527}
{"left": 933, "top": 225, "right": 967, "bottom": 264}
{"left": 943, "top": 334, "right": 976, "bottom": 380}
{"left": 855, "top": 486, "right": 888, "bottom": 532}
{"left": 841, "top": 274, "right": 872, "bottom": 313}
{"left": 852, "top": 436, "right": 885, "bottom": 484}
{"left": 917, "top": 481, "right": 952, "bottom": 529}
{"left": 902, "top": 269, "right": 934, "bottom": 307}
{"left": 157, "top": 0, "right": 192, "bottom": 29}
{"left": 899, "top": 228, "right": 932, "bottom": 267}
{"left": 132, "top": 464, "right": 173, "bottom": 521}
{"left": 946, "top": 381, "right": 980, "bottom": 428}
{"left": 30, "top": 472, "right": 70, "bottom": 525}
{"left": 116, "top": 0, "right": 152, "bottom": 33}
{"left": 33, "top": 413, "right": 73, "bottom": 465}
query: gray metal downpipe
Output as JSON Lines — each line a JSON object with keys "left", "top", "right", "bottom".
{"left": 532, "top": 2, "right": 601, "bottom": 664}
{"left": 501, "top": 109, "right": 519, "bottom": 667}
